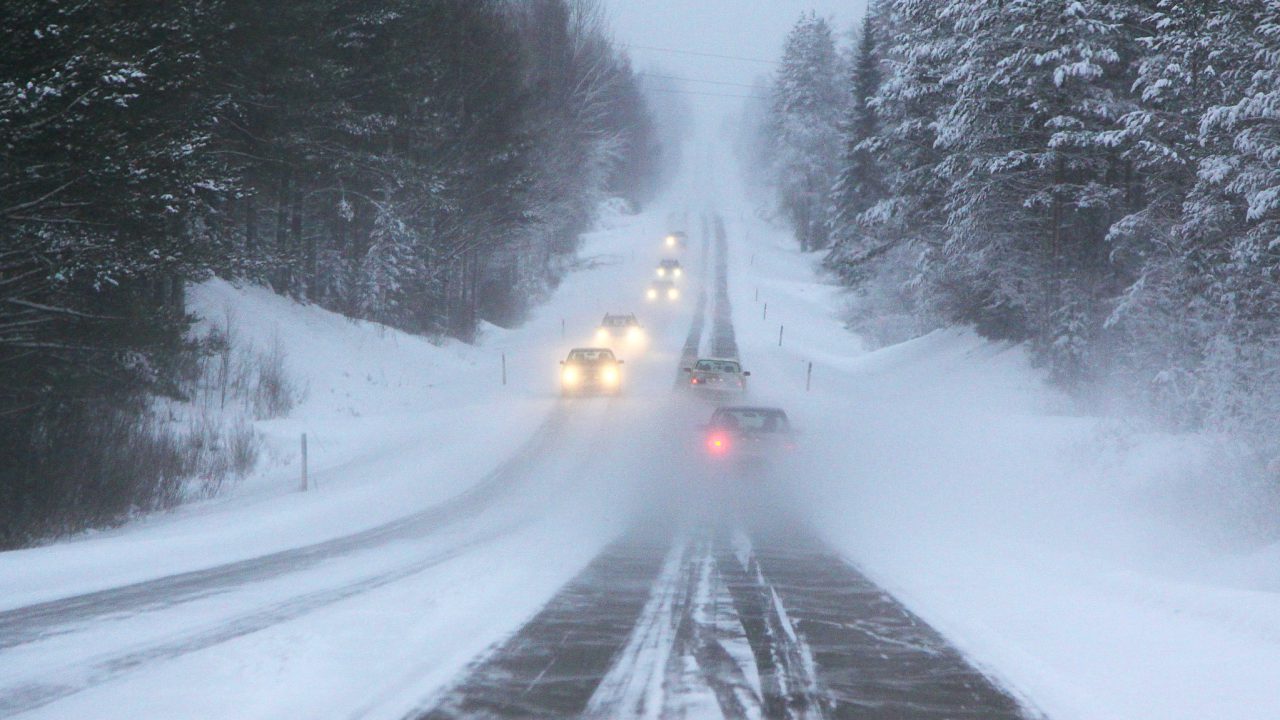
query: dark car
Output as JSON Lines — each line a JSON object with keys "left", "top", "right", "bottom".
{"left": 684, "top": 357, "right": 749, "bottom": 394}
{"left": 647, "top": 279, "right": 680, "bottom": 302}
{"left": 663, "top": 231, "right": 688, "bottom": 250}
{"left": 656, "top": 259, "right": 683, "bottom": 279}
{"left": 560, "top": 347, "right": 624, "bottom": 396}
{"left": 595, "top": 313, "right": 645, "bottom": 345}
{"left": 704, "top": 406, "right": 795, "bottom": 460}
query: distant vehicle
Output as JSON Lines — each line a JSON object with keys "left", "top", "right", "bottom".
{"left": 656, "top": 259, "right": 683, "bottom": 279}
{"left": 595, "top": 313, "right": 645, "bottom": 345}
{"left": 703, "top": 406, "right": 796, "bottom": 461}
{"left": 560, "top": 347, "right": 624, "bottom": 396}
{"left": 647, "top": 279, "right": 680, "bottom": 302}
{"left": 684, "top": 357, "right": 749, "bottom": 393}
{"left": 664, "top": 231, "right": 688, "bottom": 250}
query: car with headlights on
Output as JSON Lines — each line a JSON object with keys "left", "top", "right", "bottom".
{"left": 683, "top": 357, "right": 749, "bottom": 394}
{"left": 595, "top": 313, "right": 645, "bottom": 345}
{"left": 663, "top": 231, "right": 688, "bottom": 250}
{"left": 560, "top": 347, "right": 624, "bottom": 396}
{"left": 703, "top": 406, "right": 796, "bottom": 462}
{"left": 647, "top": 279, "right": 680, "bottom": 302}
{"left": 656, "top": 259, "right": 683, "bottom": 279}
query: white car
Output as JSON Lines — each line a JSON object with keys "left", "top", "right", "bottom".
{"left": 683, "top": 357, "right": 749, "bottom": 393}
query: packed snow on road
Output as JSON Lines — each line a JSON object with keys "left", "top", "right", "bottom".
{"left": 4, "top": 2, "right": 1280, "bottom": 720}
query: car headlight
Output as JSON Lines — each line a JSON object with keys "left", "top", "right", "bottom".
{"left": 601, "top": 366, "right": 619, "bottom": 384}
{"left": 595, "top": 328, "right": 610, "bottom": 342}
{"left": 627, "top": 327, "right": 644, "bottom": 342}
{"left": 656, "top": 267, "right": 666, "bottom": 277}
{"left": 667, "top": 288, "right": 679, "bottom": 300}
{"left": 673, "top": 267, "right": 682, "bottom": 277}
{"left": 665, "top": 236, "right": 676, "bottom": 247}
{"left": 646, "top": 288, "right": 657, "bottom": 300}
{"left": 562, "top": 367, "right": 579, "bottom": 384}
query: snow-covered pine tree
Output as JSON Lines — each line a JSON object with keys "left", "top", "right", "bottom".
{"left": 770, "top": 12, "right": 844, "bottom": 252}
{"left": 825, "top": 10, "right": 887, "bottom": 282}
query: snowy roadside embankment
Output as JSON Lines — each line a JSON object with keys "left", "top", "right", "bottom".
{"left": 710, "top": 158, "right": 1280, "bottom": 718}
{"left": 0, "top": 197, "right": 652, "bottom": 612}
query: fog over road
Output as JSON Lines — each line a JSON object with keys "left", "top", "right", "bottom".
{"left": 0, "top": 200, "right": 1031, "bottom": 719}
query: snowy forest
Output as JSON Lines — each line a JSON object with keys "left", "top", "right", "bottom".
{"left": 0, "top": 0, "right": 664, "bottom": 546}
{"left": 745, "top": 1, "right": 1280, "bottom": 468}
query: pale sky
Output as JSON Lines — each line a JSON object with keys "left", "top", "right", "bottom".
{"left": 603, "top": 0, "right": 867, "bottom": 100}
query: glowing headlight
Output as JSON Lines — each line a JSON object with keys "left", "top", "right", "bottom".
{"left": 561, "top": 366, "right": 579, "bottom": 384}
{"left": 595, "top": 328, "right": 610, "bottom": 342}
{"left": 673, "top": 267, "right": 683, "bottom": 277}
{"left": 667, "top": 288, "right": 679, "bottom": 300}
{"left": 665, "top": 235, "right": 676, "bottom": 247}
{"left": 601, "top": 366, "right": 619, "bottom": 384}
{"left": 656, "top": 267, "right": 666, "bottom": 277}
{"left": 646, "top": 288, "right": 658, "bottom": 300}
{"left": 627, "top": 327, "right": 644, "bottom": 342}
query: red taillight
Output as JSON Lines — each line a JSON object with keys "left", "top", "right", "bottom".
{"left": 707, "top": 434, "right": 729, "bottom": 454}
{"left": 691, "top": 377, "right": 699, "bottom": 384}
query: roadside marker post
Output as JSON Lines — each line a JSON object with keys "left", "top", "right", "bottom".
{"left": 763, "top": 303, "right": 768, "bottom": 320}
{"left": 806, "top": 362, "right": 812, "bottom": 391}
{"left": 300, "top": 433, "right": 308, "bottom": 492}
{"left": 779, "top": 325, "right": 784, "bottom": 347}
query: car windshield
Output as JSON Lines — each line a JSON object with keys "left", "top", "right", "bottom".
{"left": 695, "top": 360, "right": 739, "bottom": 374}
{"left": 602, "top": 316, "right": 632, "bottom": 327}
{"left": 713, "top": 408, "right": 789, "bottom": 433}
{"left": 661, "top": 260, "right": 679, "bottom": 268}
{"left": 567, "top": 349, "right": 615, "bottom": 363}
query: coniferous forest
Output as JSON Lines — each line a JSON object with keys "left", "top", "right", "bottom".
{"left": 746, "top": 1, "right": 1280, "bottom": 467}
{"left": 1, "top": 0, "right": 662, "bottom": 546}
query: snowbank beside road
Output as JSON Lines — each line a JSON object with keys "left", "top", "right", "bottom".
{"left": 0, "top": 278, "right": 550, "bottom": 610}
{"left": 721, "top": 204, "right": 1280, "bottom": 719}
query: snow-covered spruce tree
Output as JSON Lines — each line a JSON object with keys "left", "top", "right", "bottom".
{"left": 825, "top": 10, "right": 888, "bottom": 282}
{"left": 839, "top": 0, "right": 960, "bottom": 340}
{"left": 770, "top": 12, "right": 844, "bottom": 252}
{"left": 1099, "top": 0, "right": 1243, "bottom": 427}
{"left": 1187, "top": 1, "right": 1280, "bottom": 446}
{"left": 922, "top": 0, "right": 1139, "bottom": 379}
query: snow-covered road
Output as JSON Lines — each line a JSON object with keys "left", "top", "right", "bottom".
{"left": 3, "top": 126, "right": 1279, "bottom": 720}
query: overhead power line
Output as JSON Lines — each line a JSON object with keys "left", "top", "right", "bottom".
{"left": 621, "top": 42, "right": 779, "bottom": 66}
{"left": 644, "top": 86, "right": 770, "bottom": 101}
{"left": 638, "top": 72, "right": 762, "bottom": 90}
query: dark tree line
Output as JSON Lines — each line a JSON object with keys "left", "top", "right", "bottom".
{"left": 748, "top": 2, "right": 1280, "bottom": 464}
{"left": 0, "top": 0, "right": 663, "bottom": 546}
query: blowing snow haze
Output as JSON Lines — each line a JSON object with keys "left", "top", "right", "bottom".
{"left": 2, "top": 2, "right": 1280, "bottom": 720}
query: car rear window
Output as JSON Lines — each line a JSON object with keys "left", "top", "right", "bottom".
{"left": 695, "top": 360, "right": 740, "bottom": 373}
{"left": 713, "top": 409, "right": 789, "bottom": 432}
{"left": 568, "top": 349, "right": 615, "bottom": 362}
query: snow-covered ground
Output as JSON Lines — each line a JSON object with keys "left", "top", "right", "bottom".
{"left": 3, "top": 119, "right": 1279, "bottom": 720}
{"left": 0, "top": 168, "right": 709, "bottom": 718}
{"left": 708, "top": 137, "right": 1280, "bottom": 719}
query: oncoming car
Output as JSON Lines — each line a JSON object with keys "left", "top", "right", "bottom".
{"left": 663, "top": 231, "right": 688, "bottom": 250}
{"left": 684, "top": 357, "right": 749, "bottom": 393}
{"left": 647, "top": 279, "right": 680, "bottom": 302}
{"left": 656, "top": 259, "right": 683, "bottom": 279}
{"left": 559, "top": 347, "right": 624, "bottom": 396}
{"left": 595, "top": 313, "right": 645, "bottom": 345}
{"left": 703, "top": 406, "right": 796, "bottom": 461}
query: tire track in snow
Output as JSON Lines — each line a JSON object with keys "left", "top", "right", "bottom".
{"left": 410, "top": 528, "right": 677, "bottom": 720}
{"left": 0, "top": 400, "right": 623, "bottom": 718}
{"left": 0, "top": 406, "right": 577, "bottom": 653}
